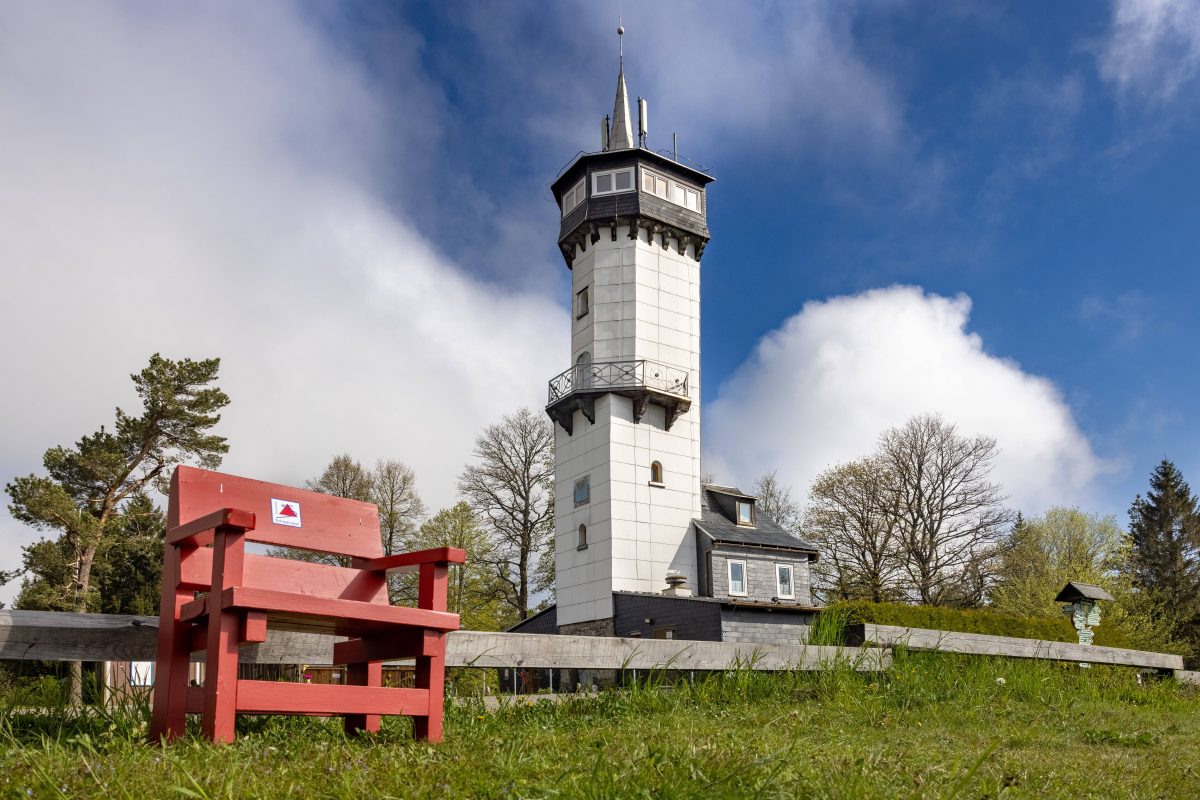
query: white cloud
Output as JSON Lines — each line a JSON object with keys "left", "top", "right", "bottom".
{"left": 459, "top": 0, "right": 907, "bottom": 161}
{"left": 0, "top": 4, "right": 565, "bottom": 603}
{"left": 1099, "top": 0, "right": 1200, "bottom": 105}
{"left": 705, "top": 286, "right": 1110, "bottom": 514}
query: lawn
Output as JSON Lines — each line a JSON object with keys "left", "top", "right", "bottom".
{"left": 2, "top": 651, "right": 1199, "bottom": 798}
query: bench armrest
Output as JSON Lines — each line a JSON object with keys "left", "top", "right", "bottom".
{"left": 361, "top": 547, "right": 467, "bottom": 574}
{"left": 167, "top": 508, "right": 256, "bottom": 546}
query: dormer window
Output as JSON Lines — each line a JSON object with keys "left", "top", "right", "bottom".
{"left": 592, "top": 168, "right": 634, "bottom": 196}
{"left": 736, "top": 500, "right": 754, "bottom": 526}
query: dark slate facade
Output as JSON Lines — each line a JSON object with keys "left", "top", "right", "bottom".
{"left": 508, "top": 591, "right": 813, "bottom": 646}
{"left": 694, "top": 485, "right": 819, "bottom": 606}
{"left": 551, "top": 147, "right": 714, "bottom": 268}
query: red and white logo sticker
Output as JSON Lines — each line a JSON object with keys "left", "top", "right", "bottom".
{"left": 270, "top": 498, "right": 302, "bottom": 528}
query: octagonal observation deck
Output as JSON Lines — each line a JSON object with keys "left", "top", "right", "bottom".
{"left": 546, "top": 359, "right": 691, "bottom": 436}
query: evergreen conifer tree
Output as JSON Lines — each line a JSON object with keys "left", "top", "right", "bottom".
{"left": 1127, "top": 459, "right": 1200, "bottom": 639}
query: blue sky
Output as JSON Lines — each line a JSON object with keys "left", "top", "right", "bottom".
{"left": 1, "top": 1, "right": 1199, "bottom": 600}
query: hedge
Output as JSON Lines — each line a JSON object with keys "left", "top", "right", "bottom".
{"left": 824, "top": 600, "right": 1133, "bottom": 649}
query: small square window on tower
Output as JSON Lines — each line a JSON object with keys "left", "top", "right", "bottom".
{"left": 576, "top": 286, "right": 590, "bottom": 319}
{"left": 574, "top": 475, "right": 590, "bottom": 506}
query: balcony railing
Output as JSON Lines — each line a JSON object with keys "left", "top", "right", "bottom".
{"left": 547, "top": 359, "right": 689, "bottom": 404}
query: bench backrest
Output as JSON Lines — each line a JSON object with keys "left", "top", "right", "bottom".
{"left": 169, "top": 466, "right": 390, "bottom": 604}
{"left": 170, "top": 465, "right": 383, "bottom": 559}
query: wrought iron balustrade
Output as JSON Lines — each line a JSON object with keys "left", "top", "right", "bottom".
{"left": 547, "top": 359, "right": 689, "bottom": 404}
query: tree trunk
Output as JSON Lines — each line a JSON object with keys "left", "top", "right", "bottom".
{"left": 68, "top": 542, "right": 99, "bottom": 707}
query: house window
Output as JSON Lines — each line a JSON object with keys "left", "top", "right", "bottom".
{"left": 561, "top": 178, "right": 586, "bottom": 217}
{"left": 776, "top": 564, "right": 795, "bottom": 599}
{"left": 728, "top": 560, "right": 747, "bottom": 596}
{"left": 736, "top": 500, "right": 754, "bottom": 526}
{"left": 576, "top": 286, "right": 590, "bottom": 319}
{"left": 593, "top": 167, "right": 635, "bottom": 196}
{"left": 574, "top": 476, "right": 590, "bottom": 506}
{"left": 649, "top": 460, "right": 663, "bottom": 485}
{"left": 578, "top": 524, "right": 588, "bottom": 550}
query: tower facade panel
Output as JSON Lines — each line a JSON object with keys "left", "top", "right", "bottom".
{"left": 554, "top": 223, "right": 704, "bottom": 628}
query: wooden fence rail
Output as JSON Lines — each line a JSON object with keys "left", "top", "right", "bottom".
{"left": 5, "top": 611, "right": 1190, "bottom": 677}
{"left": 0, "top": 611, "right": 888, "bottom": 672}
{"left": 844, "top": 623, "right": 1184, "bottom": 671}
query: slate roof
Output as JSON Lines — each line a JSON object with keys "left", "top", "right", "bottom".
{"left": 694, "top": 485, "right": 818, "bottom": 554}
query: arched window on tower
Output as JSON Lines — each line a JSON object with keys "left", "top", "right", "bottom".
{"left": 650, "top": 460, "right": 664, "bottom": 485}
{"left": 577, "top": 523, "right": 588, "bottom": 550}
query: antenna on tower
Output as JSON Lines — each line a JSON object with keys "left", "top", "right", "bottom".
{"left": 638, "top": 97, "right": 648, "bottom": 147}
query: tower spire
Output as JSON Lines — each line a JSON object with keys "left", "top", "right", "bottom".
{"left": 609, "top": 24, "right": 634, "bottom": 150}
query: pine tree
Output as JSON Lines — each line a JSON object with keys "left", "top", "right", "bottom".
{"left": 1127, "top": 459, "right": 1200, "bottom": 638}
{"left": 5, "top": 353, "right": 229, "bottom": 703}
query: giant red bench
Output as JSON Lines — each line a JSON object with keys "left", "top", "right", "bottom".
{"left": 149, "top": 466, "right": 464, "bottom": 743}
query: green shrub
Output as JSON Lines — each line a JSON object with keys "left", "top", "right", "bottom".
{"left": 825, "top": 600, "right": 1134, "bottom": 648}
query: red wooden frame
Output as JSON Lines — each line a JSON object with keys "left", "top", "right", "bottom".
{"left": 149, "top": 466, "right": 464, "bottom": 744}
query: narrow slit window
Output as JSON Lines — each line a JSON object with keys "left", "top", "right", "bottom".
{"left": 578, "top": 524, "right": 588, "bottom": 550}
{"left": 649, "top": 461, "right": 663, "bottom": 485}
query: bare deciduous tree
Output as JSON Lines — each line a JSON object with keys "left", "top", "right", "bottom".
{"left": 372, "top": 459, "right": 424, "bottom": 557}
{"left": 278, "top": 454, "right": 425, "bottom": 569}
{"left": 805, "top": 457, "right": 903, "bottom": 603}
{"left": 305, "top": 454, "right": 372, "bottom": 502}
{"left": 458, "top": 407, "right": 555, "bottom": 620}
{"left": 879, "top": 414, "right": 1011, "bottom": 606}
{"left": 751, "top": 469, "right": 802, "bottom": 534}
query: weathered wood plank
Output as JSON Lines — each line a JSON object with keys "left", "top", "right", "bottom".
{"left": 0, "top": 610, "right": 160, "bottom": 662}
{"left": 0, "top": 611, "right": 887, "bottom": 671}
{"left": 0, "top": 611, "right": 336, "bottom": 664}
{"left": 445, "top": 631, "right": 890, "bottom": 671}
{"left": 845, "top": 623, "right": 1184, "bottom": 671}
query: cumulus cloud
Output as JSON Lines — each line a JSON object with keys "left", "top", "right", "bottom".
{"left": 0, "top": 4, "right": 565, "bottom": 602}
{"left": 705, "top": 286, "right": 1109, "bottom": 514}
{"left": 1099, "top": 0, "right": 1200, "bottom": 105}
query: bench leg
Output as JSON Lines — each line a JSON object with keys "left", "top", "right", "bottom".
{"left": 150, "top": 546, "right": 193, "bottom": 743}
{"left": 201, "top": 605, "right": 241, "bottom": 743}
{"left": 413, "top": 634, "right": 445, "bottom": 743}
{"left": 201, "top": 528, "right": 245, "bottom": 743}
{"left": 344, "top": 660, "right": 383, "bottom": 735}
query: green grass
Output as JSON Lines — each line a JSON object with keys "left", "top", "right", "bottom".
{"left": 2, "top": 652, "right": 1199, "bottom": 799}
